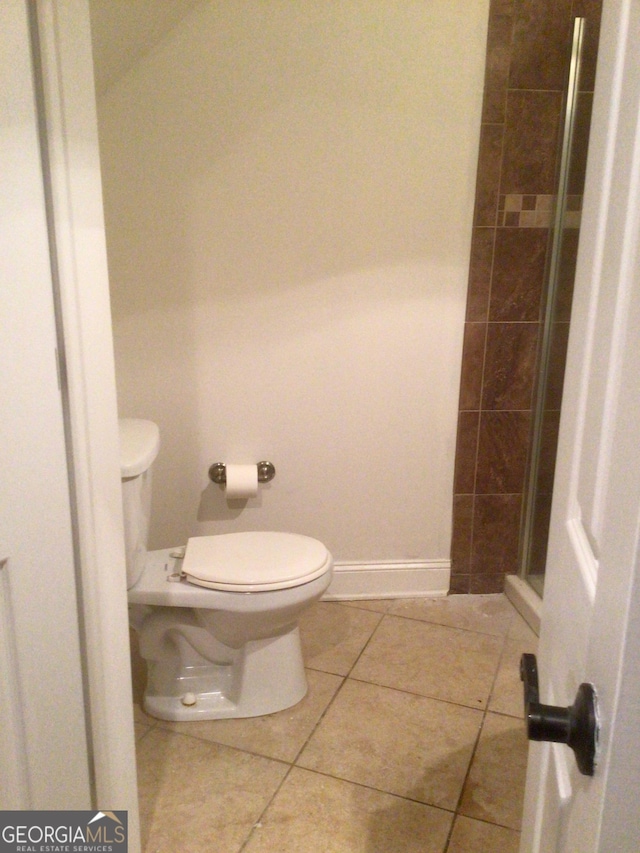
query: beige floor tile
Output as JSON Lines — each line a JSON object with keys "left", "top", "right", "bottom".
{"left": 136, "top": 728, "right": 287, "bottom": 853}
{"left": 458, "top": 712, "right": 528, "bottom": 831}
{"left": 300, "top": 601, "right": 383, "bottom": 676}
{"left": 243, "top": 767, "right": 453, "bottom": 853}
{"left": 155, "top": 669, "right": 343, "bottom": 762}
{"left": 447, "top": 815, "right": 521, "bottom": 853}
{"left": 507, "top": 610, "right": 540, "bottom": 643}
{"left": 389, "top": 594, "right": 515, "bottom": 637}
{"left": 489, "top": 635, "right": 537, "bottom": 718}
{"left": 133, "top": 593, "right": 531, "bottom": 853}
{"left": 351, "top": 615, "right": 503, "bottom": 709}
{"left": 297, "top": 679, "right": 482, "bottom": 810}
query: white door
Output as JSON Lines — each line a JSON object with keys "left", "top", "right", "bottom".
{"left": 520, "top": 0, "right": 640, "bottom": 849}
{"left": 0, "top": 0, "right": 92, "bottom": 807}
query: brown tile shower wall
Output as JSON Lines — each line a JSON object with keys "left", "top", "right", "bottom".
{"left": 450, "top": 0, "right": 602, "bottom": 594}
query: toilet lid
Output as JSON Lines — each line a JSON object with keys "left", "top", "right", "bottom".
{"left": 181, "top": 532, "right": 332, "bottom": 592}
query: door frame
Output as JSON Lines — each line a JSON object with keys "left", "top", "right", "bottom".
{"left": 34, "top": 1, "right": 140, "bottom": 843}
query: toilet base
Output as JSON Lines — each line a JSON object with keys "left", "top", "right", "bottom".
{"left": 142, "top": 626, "right": 308, "bottom": 721}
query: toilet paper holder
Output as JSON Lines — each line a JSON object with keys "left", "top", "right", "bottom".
{"left": 208, "top": 461, "right": 276, "bottom": 486}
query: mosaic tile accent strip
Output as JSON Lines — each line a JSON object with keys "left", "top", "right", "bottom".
{"left": 497, "top": 193, "right": 582, "bottom": 228}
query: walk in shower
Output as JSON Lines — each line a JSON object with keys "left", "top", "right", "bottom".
{"left": 518, "top": 15, "right": 598, "bottom": 603}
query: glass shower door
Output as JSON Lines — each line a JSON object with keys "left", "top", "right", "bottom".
{"left": 520, "top": 17, "right": 592, "bottom": 596}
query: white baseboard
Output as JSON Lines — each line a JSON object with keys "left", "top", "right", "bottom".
{"left": 324, "top": 560, "right": 450, "bottom": 600}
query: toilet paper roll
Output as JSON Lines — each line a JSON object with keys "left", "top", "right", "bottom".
{"left": 225, "top": 464, "right": 259, "bottom": 499}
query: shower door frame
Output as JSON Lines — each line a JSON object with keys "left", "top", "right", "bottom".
{"left": 519, "top": 16, "right": 587, "bottom": 600}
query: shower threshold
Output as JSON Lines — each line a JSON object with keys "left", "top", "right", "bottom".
{"left": 504, "top": 574, "right": 541, "bottom": 636}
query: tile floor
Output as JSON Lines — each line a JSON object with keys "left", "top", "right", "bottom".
{"left": 133, "top": 594, "right": 538, "bottom": 852}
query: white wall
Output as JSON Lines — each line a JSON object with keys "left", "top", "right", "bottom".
{"left": 96, "top": 1, "right": 487, "bottom": 570}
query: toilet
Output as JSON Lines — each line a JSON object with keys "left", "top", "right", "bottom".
{"left": 120, "top": 418, "right": 333, "bottom": 721}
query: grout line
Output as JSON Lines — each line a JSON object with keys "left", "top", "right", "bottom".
{"left": 271, "top": 763, "right": 460, "bottom": 814}
{"left": 237, "top": 610, "right": 389, "bottom": 853}
{"left": 344, "top": 673, "right": 486, "bottom": 713}
{"left": 376, "top": 609, "right": 517, "bottom": 639}
{"left": 237, "top": 762, "right": 295, "bottom": 853}
{"left": 133, "top": 725, "right": 155, "bottom": 745}
{"left": 335, "top": 599, "right": 395, "bottom": 616}
{"left": 443, "top": 622, "right": 514, "bottom": 851}
{"left": 286, "top": 608, "right": 389, "bottom": 761}
{"left": 240, "top": 603, "right": 391, "bottom": 850}
{"left": 288, "top": 673, "right": 349, "bottom": 764}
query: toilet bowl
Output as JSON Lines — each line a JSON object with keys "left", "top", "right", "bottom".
{"left": 120, "top": 419, "right": 333, "bottom": 721}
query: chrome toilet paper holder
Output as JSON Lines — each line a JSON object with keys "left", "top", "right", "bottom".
{"left": 208, "top": 461, "right": 276, "bottom": 486}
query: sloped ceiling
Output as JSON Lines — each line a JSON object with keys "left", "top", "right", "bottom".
{"left": 89, "top": 0, "right": 201, "bottom": 96}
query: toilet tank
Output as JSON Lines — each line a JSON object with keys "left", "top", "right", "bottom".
{"left": 119, "top": 418, "right": 160, "bottom": 589}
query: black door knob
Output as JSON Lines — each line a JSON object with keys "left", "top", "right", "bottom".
{"left": 520, "top": 653, "right": 599, "bottom": 776}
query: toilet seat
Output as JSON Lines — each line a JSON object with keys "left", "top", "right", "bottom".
{"left": 182, "top": 532, "right": 332, "bottom": 592}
